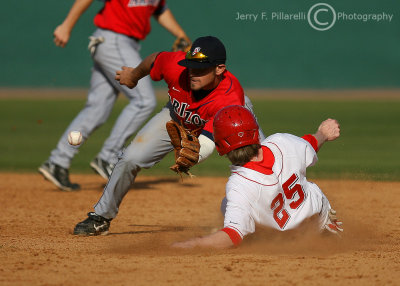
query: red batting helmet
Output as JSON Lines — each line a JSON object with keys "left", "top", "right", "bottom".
{"left": 213, "top": 105, "right": 260, "bottom": 155}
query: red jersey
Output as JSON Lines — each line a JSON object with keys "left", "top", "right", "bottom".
{"left": 150, "top": 51, "right": 245, "bottom": 136}
{"left": 94, "top": 0, "right": 166, "bottom": 39}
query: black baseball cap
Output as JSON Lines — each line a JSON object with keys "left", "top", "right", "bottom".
{"left": 178, "top": 36, "right": 226, "bottom": 69}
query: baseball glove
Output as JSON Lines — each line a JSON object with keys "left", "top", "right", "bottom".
{"left": 171, "top": 36, "right": 191, "bottom": 53}
{"left": 166, "top": 120, "right": 200, "bottom": 178}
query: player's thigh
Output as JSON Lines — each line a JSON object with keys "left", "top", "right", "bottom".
{"left": 122, "top": 106, "right": 174, "bottom": 168}
{"left": 112, "top": 34, "right": 155, "bottom": 103}
{"left": 307, "top": 182, "right": 331, "bottom": 214}
{"left": 92, "top": 29, "right": 155, "bottom": 103}
{"left": 86, "top": 64, "right": 118, "bottom": 111}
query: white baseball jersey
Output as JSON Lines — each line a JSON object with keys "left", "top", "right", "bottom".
{"left": 222, "top": 133, "right": 331, "bottom": 244}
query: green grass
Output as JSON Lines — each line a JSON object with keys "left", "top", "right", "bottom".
{"left": 1, "top": 95, "right": 399, "bottom": 181}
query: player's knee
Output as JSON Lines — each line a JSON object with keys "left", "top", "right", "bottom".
{"left": 120, "top": 147, "right": 146, "bottom": 169}
{"left": 141, "top": 96, "right": 157, "bottom": 112}
{"left": 115, "top": 155, "right": 141, "bottom": 175}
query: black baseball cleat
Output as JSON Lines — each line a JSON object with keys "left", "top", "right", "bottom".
{"left": 38, "top": 161, "right": 81, "bottom": 191}
{"left": 73, "top": 212, "right": 112, "bottom": 236}
{"left": 90, "top": 157, "right": 115, "bottom": 180}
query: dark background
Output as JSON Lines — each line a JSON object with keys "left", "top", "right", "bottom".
{"left": 1, "top": 0, "right": 399, "bottom": 88}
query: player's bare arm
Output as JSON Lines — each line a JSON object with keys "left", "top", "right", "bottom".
{"left": 172, "top": 230, "right": 234, "bottom": 249}
{"left": 115, "top": 52, "right": 159, "bottom": 89}
{"left": 53, "top": 0, "right": 94, "bottom": 48}
{"left": 155, "top": 9, "right": 190, "bottom": 44}
{"left": 313, "top": 118, "right": 341, "bottom": 149}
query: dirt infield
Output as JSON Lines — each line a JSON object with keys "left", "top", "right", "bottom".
{"left": 0, "top": 173, "right": 399, "bottom": 286}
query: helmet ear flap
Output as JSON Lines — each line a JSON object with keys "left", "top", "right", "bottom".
{"left": 213, "top": 105, "right": 260, "bottom": 156}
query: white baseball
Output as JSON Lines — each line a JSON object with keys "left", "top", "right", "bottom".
{"left": 68, "top": 131, "right": 82, "bottom": 146}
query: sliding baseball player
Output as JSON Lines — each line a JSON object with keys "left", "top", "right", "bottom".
{"left": 173, "top": 105, "right": 343, "bottom": 248}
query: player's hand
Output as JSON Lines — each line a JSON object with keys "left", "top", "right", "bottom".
{"left": 317, "top": 118, "right": 340, "bottom": 142}
{"left": 53, "top": 24, "right": 71, "bottom": 48}
{"left": 323, "top": 209, "right": 343, "bottom": 235}
{"left": 115, "top": 66, "right": 138, "bottom": 89}
{"left": 171, "top": 35, "right": 192, "bottom": 52}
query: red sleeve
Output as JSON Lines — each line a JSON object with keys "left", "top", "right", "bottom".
{"left": 302, "top": 134, "right": 319, "bottom": 152}
{"left": 149, "top": 52, "right": 167, "bottom": 82}
{"left": 150, "top": 51, "right": 186, "bottom": 84}
{"left": 221, "top": 227, "right": 243, "bottom": 246}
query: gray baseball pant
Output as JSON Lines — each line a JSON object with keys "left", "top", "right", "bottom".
{"left": 94, "top": 103, "right": 175, "bottom": 219}
{"left": 49, "top": 28, "right": 156, "bottom": 168}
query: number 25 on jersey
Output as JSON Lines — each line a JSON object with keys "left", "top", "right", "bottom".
{"left": 270, "top": 173, "right": 306, "bottom": 229}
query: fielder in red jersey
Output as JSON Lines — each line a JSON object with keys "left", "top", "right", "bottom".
{"left": 72, "top": 36, "right": 264, "bottom": 236}
{"left": 150, "top": 51, "right": 245, "bottom": 135}
{"left": 39, "top": 0, "right": 191, "bottom": 192}
{"left": 94, "top": 0, "right": 167, "bottom": 40}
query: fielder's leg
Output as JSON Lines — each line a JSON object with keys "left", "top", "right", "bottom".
{"left": 92, "top": 29, "right": 157, "bottom": 177}
{"left": 48, "top": 65, "right": 117, "bottom": 169}
{"left": 74, "top": 106, "right": 174, "bottom": 235}
{"left": 39, "top": 62, "right": 118, "bottom": 191}
{"left": 95, "top": 106, "right": 174, "bottom": 219}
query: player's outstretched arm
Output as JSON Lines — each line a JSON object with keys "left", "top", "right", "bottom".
{"left": 313, "top": 118, "right": 341, "bottom": 150}
{"left": 53, "top": 0, "right": 94, "bottom": 48}
{"left": 115, "top": 52, "right": 159, "bottom": 89}
{"left": 155, "top": 8, "right": 191, "bottom": 51}
{"left": 171, "top": 231, "right": 234, "bottom": 249}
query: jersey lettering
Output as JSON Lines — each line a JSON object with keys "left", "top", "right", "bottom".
{"left": 191, "top": 114, "right": 202, "bottom": 126}
{"left": 184, "top": 110, "right": 191, "bottom": 123}
{"left": 271, "top": 193, "right": 290, "bottom": 229}
{"left": 179, "top": 103, "right": 188, "bottom": 117}
{"left": 170, "top": 98, "right": 207, "bottom": 126}
{"left": 271, "top": 173, "right": 306, "bottom": 229}
{"left": 172, "top": 99, "right": 180, "bottom": 113}
{"left": 127, "top": 0, "right": 160, "bottom": 7}
{"left": 282, "top": 173, "right": 306, "bottom": 209}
